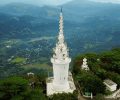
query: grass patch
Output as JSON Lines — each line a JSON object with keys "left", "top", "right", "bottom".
{"left": 11, "top": 57, "right": 26, "bottom": 64}
{"left": 22, "top": 63, "right": 52, "bottom": 70}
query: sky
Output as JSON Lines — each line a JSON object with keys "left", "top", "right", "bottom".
{"left": 0, "top": 0, "right": 120, "bottom": 6}
{"left": 0, "top": 0, "right": 73, "bottom": 6}
{"left": 89, "top": 0, "right": 120, "bottom": 4}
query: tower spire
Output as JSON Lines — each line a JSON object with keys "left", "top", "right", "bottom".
{"left": 51, "top": 8, "right": 70, "bottom": 61}
{"left": 58, "top": 7, "right": 64, "bottom": 44}
{"left": 59, "top": 7, "right": 64, "bottom": 34}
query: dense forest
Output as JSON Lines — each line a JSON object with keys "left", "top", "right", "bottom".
{"left": 73, "top": 48, "right": 120, "bottom": 97}
{"left": 0, "top": 48, "right": 120, "bottom": 100}
{"left": 0, "top": 1, "right": 120, "bottom": 78}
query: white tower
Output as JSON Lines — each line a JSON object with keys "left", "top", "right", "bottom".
{"left": 51, "top": 8, "right": 71, "bottom": 91}
{"left": 47, "top": 8, "right": 76, "bottom": 96}
{"left": 81, "top": 58, "right": 89, "bottom": 71}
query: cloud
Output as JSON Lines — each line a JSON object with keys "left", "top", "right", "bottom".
{"left": 89, "top": 0, "right": 120, "bottom": 4}
{"left": 0, "top": 0, "right": 73, "bottom": 6}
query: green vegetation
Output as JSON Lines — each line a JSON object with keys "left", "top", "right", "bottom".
{"left": 49, "top": 91, "right": 78, "bottom": 100}
{"left": 0, "top": 48, "right": 119, "bottom": 99}
{"left": 0, "top": 76, "right": 29, "bottom": 100}
{"left": 73, "top": 48, "right": 120, "bottom": 97}
{"left": 0, "top": 75, "right": 78, "bottom": 100}
{"left": 76, "top": 71, "right": 106, "bottom": 95}
{"left": 11, "top": 57, "right": 26, "bottom": 64}
{"left": 22, "top": 63, "right": 52, "bottom": 70}
{"left": 0, "top": 75, "right": 47, "bottom": 100}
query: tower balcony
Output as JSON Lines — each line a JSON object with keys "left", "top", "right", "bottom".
{"left": 51, "top": 57, "right": 71, "bottom": 64}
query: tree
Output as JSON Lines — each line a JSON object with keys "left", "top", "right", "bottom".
{"left": 100, "top": 49, "right": 120, "bottom": 74}
{"left": 72, "top": 53, "right": 98, "bottom": 75}
{"left": 49, "top": 91, "right": 78, "bottom": 100}
{"left": 89, "top": 63, "right": 107, "bottom": 80}
{"left": 29, "top": 88, "right": 47, "bottom": 100}
{"left": 0, "top": 76, "right": 28, "bottom": 100}
{"left": 77, "top": 72, "right": 106, "bottom": 95}
{"left": 85, "top": 53, "right": 98, "bottom": 62}
{"left": 106, "top": 72, "right": 120, "bottom": 88}
{"left": 72, "top": 54, "right": 84, "bottom": 74}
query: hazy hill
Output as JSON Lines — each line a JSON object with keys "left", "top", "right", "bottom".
{"left": 0, "top": 0, "right": 120, "bottom": 54}
{"left": 0, "top": 3, "right": 58, "bottom": 18}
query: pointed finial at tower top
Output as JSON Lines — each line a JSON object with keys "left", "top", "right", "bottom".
{"left": 59, "top": 7, "right": 64, "bottom": 34}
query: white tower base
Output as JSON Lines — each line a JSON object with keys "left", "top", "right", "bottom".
{"left": 46, "top": 72, "right": 76, "bottom": 96}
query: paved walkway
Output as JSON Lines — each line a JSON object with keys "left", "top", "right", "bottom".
{"left": 105, "top": 89, "right": 120, "bottom": 99}
{"left": 78, "top": 90, "right": 87, "bottom": 100}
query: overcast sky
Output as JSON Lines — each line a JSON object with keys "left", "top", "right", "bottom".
{"left": 89, "top": 0, "right": 120, "bottom": 4}
{"left": 0, "top": 0, "right": 72, "bottom": 6}
{"left": 0, "top": 0, "right": 120, "bottom": 6}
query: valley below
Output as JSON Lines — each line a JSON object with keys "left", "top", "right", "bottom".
{"left": 0, "top": 0, "right": 120, "bottom": 78}
{"left": 0, "top": 0, "right": 120, "bottom": 100}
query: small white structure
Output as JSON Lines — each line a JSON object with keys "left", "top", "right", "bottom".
{"left": 81, "top": 58, "right": 89, "bottom": 71}
{"left": 46, "top": 9, "right": 76, "bottom": 96}
{"left": 6, "top": 45, "right": 11, "bottom": 48}
{"left": 27, "top": 72, "right": 34, "bottom": 76}
{"left": 103, "top": 79, "right": 117, "bottom": 92}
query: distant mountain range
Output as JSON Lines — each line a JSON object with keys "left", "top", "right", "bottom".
{"left": 0, "top": 0, "right": 120, "bottom": 53}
